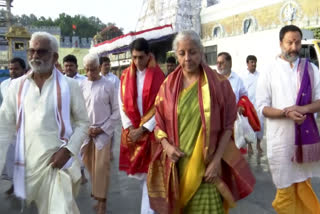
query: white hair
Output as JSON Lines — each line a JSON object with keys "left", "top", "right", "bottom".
{"left": 172, "top": 30, "right": 204, "bottom": 53}
{"left": 29, "top": 32, "right": 59, "bottom": 53}
{"left": 83, "top": 53, "right": 99, "bottom": 67}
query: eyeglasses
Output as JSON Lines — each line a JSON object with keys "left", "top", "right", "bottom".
{"left": 27, "top": 48, "right": 52, "bottom": 57}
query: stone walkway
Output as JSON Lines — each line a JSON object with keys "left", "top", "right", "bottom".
{"left": 1, "top": 127, "right": 320, "bottom": 213}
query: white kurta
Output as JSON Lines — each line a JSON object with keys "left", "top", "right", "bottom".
{"left": 0, "top": 78, "right": 10, "bottom": 98}
{"left": 102, "top": 72, "right": 120, "bottom": 89}
{"left": 0, "top": 78, "right": 15, "bottom": 180}
{"left": 228, "top": 71, "right": 248, "bottom": 103}
{"left": 0, "top": 72, "right": 89, "bottom": 213}
{"left": 80, "top": 77, "right": 120, "bottom": 150}
{"left": 239, "top": 70, "right": 264, "bottom": 139}
{"left": 73, "top": 72, "right": 87, "bottom": 82}
{"left": 239, "top": 70, "right": 259, "bottom": 105}
{"left": 0, "top": 78, "right": 10, "bottom": 106}
{"left": 256, "top": 57, "right": 320, "bottom": 188}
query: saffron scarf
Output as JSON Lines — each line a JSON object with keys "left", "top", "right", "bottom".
{"left": 148, "top": 63, "right": 255, "bottom": 214}
{"left": 293, "top": 58, "right": 320, "bottom": 163}
{"left": 119, "top": 56, "right": 165, "bottom": 175}
{"left": 14, "top": 67, "right": 73, "bottom": 199}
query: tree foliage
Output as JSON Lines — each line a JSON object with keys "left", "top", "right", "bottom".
{"left": 96, "top": 25, "right": 123, "bottom": 43}
{"left": 7, "top": 12, "right": 124, "bottom": 39}
{"left": 310, "top": 27, "right": 320, "bottom": 39}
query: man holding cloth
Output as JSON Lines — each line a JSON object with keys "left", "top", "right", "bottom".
{"left": 0, "top": 32, "right": 89, "bottom": 213}
{"left": 256, "top": 25, "right": 320, "bottom": 213}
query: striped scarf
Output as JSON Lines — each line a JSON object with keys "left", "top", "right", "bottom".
{"left": 14, "top": 67, "right": 73, "bottom": 199}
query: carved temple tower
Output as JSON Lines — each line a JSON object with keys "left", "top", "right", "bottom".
{"left": 135, "top": 0, "right": 202, "bottom": 34}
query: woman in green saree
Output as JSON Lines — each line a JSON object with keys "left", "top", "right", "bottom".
{"left": 147, "top": 30, "right": 255, "bottom": 214}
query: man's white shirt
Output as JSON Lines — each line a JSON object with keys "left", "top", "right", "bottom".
{"left": 228, "top": 71, "right": 248, "bottom": 103}
{"left": 239, "top": 69, "right": 260, "bottom": 107}
{"left": 256, "top": 57, "right": 320, "bottom": 188}
{"left": 101, "top": 72, "right": 120, "bottom": 89}
{"left": 71, "top": 72, "right": 87, "bottom": 84}
{"left": 0, "top": 78, "right": 11, "bottom": 105}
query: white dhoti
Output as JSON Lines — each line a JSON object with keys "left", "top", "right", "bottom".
{"left": 141, "top": 178, "right": 155, "bottom": 214}
{"left": 0, "top": 69, "right": 89, "bottom": 214}
{"left": 1, "top": 143, "right": 15, "bottom": 180}
{"left": 256, "top": 113, "right": 264, "bottom": 140}
{"left": 26, "top": 150, "right": 81, "bottom": 214}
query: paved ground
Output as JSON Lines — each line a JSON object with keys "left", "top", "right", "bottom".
{"left": 1, "top": 126, "right": 320, "bottom": 214}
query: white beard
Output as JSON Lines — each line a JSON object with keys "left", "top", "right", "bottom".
{"left": 217, "top": 69, "right": 230, "bottom": 76}
{"left": 281, "top": 50, "right": 299, "bottom": 63}
{"left": 29, "top": 59, "right": 52, "bottom": 73}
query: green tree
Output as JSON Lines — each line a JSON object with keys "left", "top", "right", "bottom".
{"left": 310, "top": 27, "right": 320, "bottom": 39}
{"left": 12, "top": 13, "right": 113, "bottom": 38}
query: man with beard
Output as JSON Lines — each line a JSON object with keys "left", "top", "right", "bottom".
{"left": 216, "top": 52, "right": 247, "bottom": 104}
{"left": 0, "top": 32, "right": 89, "bottom": 213}
{"left": 0, "top": 57, "right": 26, "bottom": 195}
{"left": 256, "top": 25, "right": 320, "bottom": 213}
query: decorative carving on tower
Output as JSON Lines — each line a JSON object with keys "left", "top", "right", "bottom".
{"left": 280, "top": 1, "right": 302, "bottom": 25}
{"left": 136, "top": 0, "right": 202, "bottom": 35}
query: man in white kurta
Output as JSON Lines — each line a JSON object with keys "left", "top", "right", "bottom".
{"left": 80, "top": 53, "right": 120, "bottom": 214}
{"left": 0, "top": 57, "right": 26, "bottom": 195}
{"left": 63, "top": 54, "right": 88, "bottom": 185}
{"left": 99, "top": 56, "right": 119, "bottom": 89}
{"left": 0, "top": 32, "right": 89, "bottom": 214}
{"left": 0, "top": 78, "right": 10, "bottom": 105}
{"left": 239, "top": 55, "right": 264, "bottom": 153}
{"left": 0, "top": 58, "right": 26, "bottom": 106}
{"left": 256, "top": 25, "right": 320, "bottom": 213}
{"left": 228, "top": 71, "right": 248, "bottom": 103}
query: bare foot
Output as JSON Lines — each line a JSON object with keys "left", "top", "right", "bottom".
{"left": 257, "top": 142, "right": 263, "bottom": 154}
{"left": 5, "top": 185, "right": 14, "bottom": 195}
{"left": 257, "top": 146, "right": 263, "bottom": 154}
{"left": 247, "top": 143, "right": 254, "bottom": 155}
{"left": 81, "top": 175, "right": 88, "bottom": 185}
{"left": 97, "top": 201, "right": 106, "bottom": 214}
{"left": 93, "top": 202, "right": 99, "bottom": 211}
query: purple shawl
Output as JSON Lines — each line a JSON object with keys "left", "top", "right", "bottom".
{"left": 293, "top": 58, "right": 320, "bottom": 163}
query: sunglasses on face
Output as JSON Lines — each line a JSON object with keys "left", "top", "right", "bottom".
{"left": 27, "top": 48, "right": 52, "bottom": 57}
